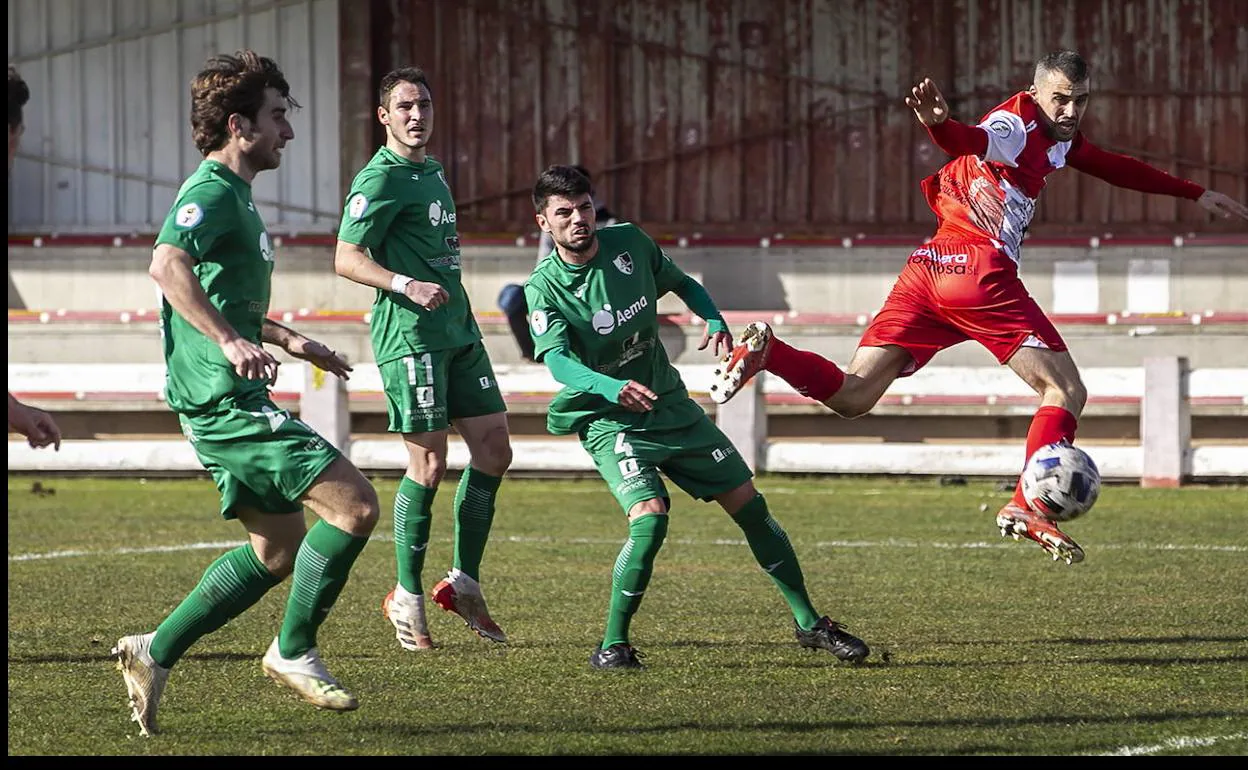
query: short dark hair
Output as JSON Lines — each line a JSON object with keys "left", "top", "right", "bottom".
{"left": 379, "top": 67, "right": 431, "bottom": 108}
{"left": 532, "top": 164, "right": 593, "bottom": 212}
{"left": 1035, "top": 50, "right": 1089, "bottom": 83}
{"left": 190, "top": 50, "right": 299, "bottom": 155}
{"left": 9, "top": 65, "right": 31, "bottom": 130}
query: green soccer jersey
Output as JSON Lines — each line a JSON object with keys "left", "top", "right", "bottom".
{"left": 337, "top": 147, "right": 480, "bottom": 362}
{"left": 155, "top": 160, "right": 275, "bottom": 414}
{"left": 524, "top": 222, "right": 699, "bottom": 436}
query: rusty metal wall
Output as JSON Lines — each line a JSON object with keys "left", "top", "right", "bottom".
{"left": 370, "top": 0, "right": 1246, "bottom": 236}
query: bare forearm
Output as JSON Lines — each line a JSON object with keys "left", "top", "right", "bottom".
{"left": 261, "top": 318, "right": 304, "bottom": 348}
{"left": 334, "top": 241, "right": 403, "bottom": 291}
{"left": 150, "top": 253, "right": 240, "bottom": 345}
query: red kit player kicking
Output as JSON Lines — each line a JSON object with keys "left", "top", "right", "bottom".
{"left": 711, "top": 50, "right": 1248, "bottom": 565}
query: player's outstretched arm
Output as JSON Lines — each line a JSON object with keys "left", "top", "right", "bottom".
{"left": 1064, "top": 137, "right": 1227, "bottom": 208}
{"left": 150, "top": 244, "right": 278, "bottom": 382}
{"left": 261, "top": 319, "right": 353, "bottom": 380}
{"left": 904, "top": 77, "right": 989, "bottom": 157}
{"left": 8, "top": 393, "right": 62, "bottom": 450}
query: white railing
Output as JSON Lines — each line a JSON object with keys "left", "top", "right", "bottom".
{"left": 7, "top": 359, "right": 1247, "bottom": 483}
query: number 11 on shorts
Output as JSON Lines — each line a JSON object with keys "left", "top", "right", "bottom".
{"left": 405, "top": 353, "right": 436, "bottom": 408}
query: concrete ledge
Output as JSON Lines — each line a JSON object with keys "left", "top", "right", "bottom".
{"left": 10, "top": 243, "right": 1248, "bottom": 315}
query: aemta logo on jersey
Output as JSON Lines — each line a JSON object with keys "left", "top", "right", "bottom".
{"left": 592, "top": 295, "right": 649, "bottom": 335}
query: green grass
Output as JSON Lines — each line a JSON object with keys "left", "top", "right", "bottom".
{"left": 7, "top": 475, "right": 1248, "bottom": 755}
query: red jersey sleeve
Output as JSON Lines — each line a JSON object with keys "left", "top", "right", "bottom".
{"left": 925, "top": 119, "right": 989, "bottom": 158}
{"left": 1066, "top": 134, "right": 1204, "bottom": 200}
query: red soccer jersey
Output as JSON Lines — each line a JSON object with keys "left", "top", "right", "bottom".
{"left": 920, "top": 91, "right": 1069, "bottom": 262}
{"left": 919, "top": 91, "right": 1203, "bottom": 263}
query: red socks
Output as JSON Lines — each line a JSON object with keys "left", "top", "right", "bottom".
{"left": 766, "top": 337, "right": 846, "bottom": 403}
{"left": 1012, "top": 406, "right": 1079, "bottom": 507}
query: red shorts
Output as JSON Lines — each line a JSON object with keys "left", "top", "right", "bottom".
{"left": 858, "top": 240, "right": 1067, "bottom": 376}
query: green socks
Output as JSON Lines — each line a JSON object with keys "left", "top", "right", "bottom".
{"left": 149, "top": 544, "right": 280, "bottom": 669}
{"left": 394, "top": 476, "right": 435, "bottom": 593}
{"left": 732, "top": 494, "right": 820, "bottom": 630}
{"left": 393, "top": 467, "right": 501, "bottom": 593}
{"left": 452, "top": 467, "right": 502, "bottom": 581}
{"left": 602, "top": 513, "right": 668, "bottom": 648}
{"left": 278, "top": 520, "right": 369, "bottom": 657}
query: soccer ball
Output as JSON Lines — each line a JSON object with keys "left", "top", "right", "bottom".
{"left": 1020, "top": 442, "right": 1101, "bottom": 522}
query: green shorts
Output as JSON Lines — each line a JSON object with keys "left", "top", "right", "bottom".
{"left": 581, "top": 413, "right": 753, "bottom": 514}
{"left": 178, "top": 394, "right": 341, "bottom": 519}
{"left": 378, "top": 342, "right": 506, "bottom": 434}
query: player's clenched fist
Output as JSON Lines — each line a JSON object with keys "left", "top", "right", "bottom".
{"left": 617, "top": 380, "right": 658, "bottom": 413}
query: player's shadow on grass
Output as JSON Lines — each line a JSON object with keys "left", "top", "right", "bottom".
{"left": 1053, "top": 634, "right": 1248, "bottom": 646}
{"left": 8, "top": 649, "right": 385, "bottom": 664}
{"left": 885, "top": 653, "right": 1248, "bottom": 668}
{"left": 7, "top": 650, "right": 262, "bottom": 664}
{"left": 667, "top": 639, "right": 792, "bottom": 650}
{"left": 934, "top": 634, "right": 1247, "bottom": 646}
{"left": 341, "top": 708, "right": 1248, "bottom": 739}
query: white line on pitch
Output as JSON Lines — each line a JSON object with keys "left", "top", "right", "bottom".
{"left": 1086, "top": 732, "right": 1248, "bottom": 756}
{"left": 8, "top": 535, "right": 1246, "bottom": 563}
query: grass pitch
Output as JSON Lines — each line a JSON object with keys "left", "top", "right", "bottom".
{"left": 7, "top": 475, "right": 1247, "bottom": 755}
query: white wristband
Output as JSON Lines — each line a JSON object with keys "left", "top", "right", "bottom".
{"left": 390, "top": 274, "right": 414, "bottom": 294}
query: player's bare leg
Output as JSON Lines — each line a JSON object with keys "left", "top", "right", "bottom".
{"left": 823, "top": 345, "right": 912, "bottom": 418}
{"left": 712, "top": 321, "right": 909, "bottom": 419}
{"left": 1000, "top": 345, "right": 1088, "bottom": 564}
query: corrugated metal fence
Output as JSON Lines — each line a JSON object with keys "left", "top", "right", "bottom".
{"left": 8, "top": 0, "right": 1245, "bottom": 236}
{"left": 372, "top": 0, "right": 1246, "bottom": 236}
{"left": 8, "top": 0, "right": 341, "bottom": 232}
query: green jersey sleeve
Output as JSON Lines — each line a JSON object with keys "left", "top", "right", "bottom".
{"left": 524, "top": 279, "right": 572, "bottom": 363}
{"left": 337, "top": 169, "right": 400, "bottom": 250}
{"left": 155, "top": 182, "right": 234, "bottom": 262}
{"left": 647, "top": 231, "right": 688, "bottom": 295}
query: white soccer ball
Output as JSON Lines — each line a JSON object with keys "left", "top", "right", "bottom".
{"left": 1020, "top": 442, "right": 1101, "bottom": 522}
